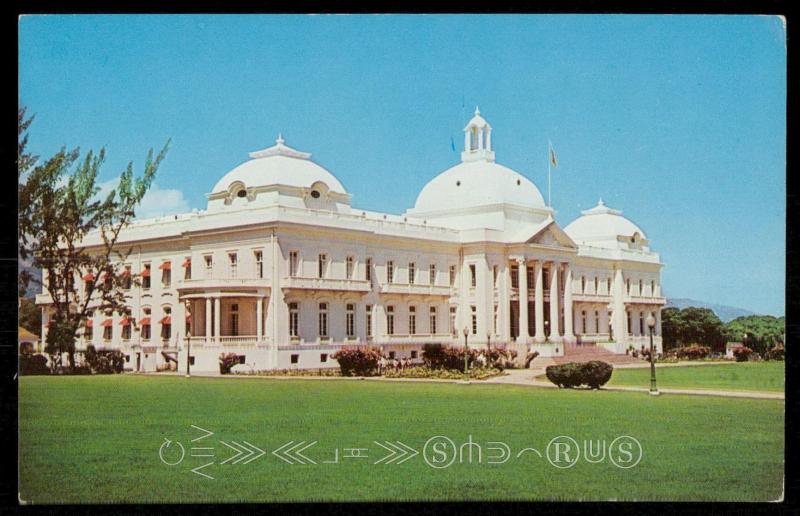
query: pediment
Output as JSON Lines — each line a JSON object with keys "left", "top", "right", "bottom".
{"left": 525, "top": 220, "right": 578, "bottom": 249}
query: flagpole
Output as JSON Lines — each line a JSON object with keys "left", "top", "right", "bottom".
{"left": 547, "top": 140, "right": 552, "bottom": 207}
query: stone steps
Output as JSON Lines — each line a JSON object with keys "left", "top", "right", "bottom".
{"left": 550, "top": 345, "right": 644, "bottom": 366}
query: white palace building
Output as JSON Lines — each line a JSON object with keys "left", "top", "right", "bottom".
{"left": 37, "top": 109, "right": 665, "bottom": 373}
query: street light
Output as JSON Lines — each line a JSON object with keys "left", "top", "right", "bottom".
{"left": 462, "top": 326, "right": 470, "bottom": 383}
{"left": 646, "top": 313, "right": 658, "bottom": 396}
{"left": 487, "top": 331, "right": 492, "bottom": 352}
{"left": 184, "top": 300, "right": 191, "bottom": 378}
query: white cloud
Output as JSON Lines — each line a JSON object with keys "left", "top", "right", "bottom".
{"left": 94, "top": 177, "right": 191, "bottom": 220}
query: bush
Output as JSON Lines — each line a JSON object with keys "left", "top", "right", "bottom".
{"left": 219, "top": 352, "right": 239, "bottom": 374}
{"left": 674, "top": 345, "right": 711, "bottom": 360}
{"left": 332, "top": 347, "right": 382, "bottom": 376}
{"left": 20, "top": 353, "right": 50, "bottom": 375}
{"left": 763, "top": 346, "right": 785, "bottom": 361}
{"left": 545, "top": 361, "right": 614, "bottom": 389}
{"left": 84, "top": 346, "right": 125, "bottom": 374}
{"left": 732, "top": 346, "right": 754, "bottom": 362}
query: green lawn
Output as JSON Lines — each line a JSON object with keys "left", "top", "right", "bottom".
{"left": 19, "top": 375, "right": 784, "bottom": 503}
{"left": 608, "top": 362, "right": 785, "bottom": 392}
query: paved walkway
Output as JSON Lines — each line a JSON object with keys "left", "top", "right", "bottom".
{"left": 483, "top": 368, "right": 784, "bottom": 400}
{"left": 147, "top": 364, "right": 783, "bottom": 400}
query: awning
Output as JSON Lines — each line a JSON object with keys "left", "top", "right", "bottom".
{"left": 141, "top": 268, "right": 151, "bottom": 277}
{"left": 159, "top": 261, "right": 171, "bottom": 270}
{"left": 181, "top": 258, "right": 191, "bottom": 268}
{"left": 119, "top": 318, "right": 131, "bottom": 327}
{"left": 82, "top": 272, "right": 95, "bottom": 281}
{"left": 139, "top": 317, "right": 151, "bottom": 326}
{"left": 102, "top": 319, "right": 113, "bottom": 327}
{"left": 159, "top": 316, "right": 172, "bottom": 324}
{"left": 120, "top": 269, "right": 131, "bottom": 278}
{"left": 83, "top": 320, "right": 94, "bottom": 328}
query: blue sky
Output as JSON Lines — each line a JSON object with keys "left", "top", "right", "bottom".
{"left": 19, "top": 14, "right": 786, "bottom": 316}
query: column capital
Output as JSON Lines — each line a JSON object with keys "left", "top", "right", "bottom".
{"left": 514, "top": 256, "right": 527, "bottom": 265}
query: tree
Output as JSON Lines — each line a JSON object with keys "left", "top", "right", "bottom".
{"left": 18, "top": 297, "right": 42, "bottom": 335}
{"left": 18, "top": 107, "right": 170, "bottom": 369}
{"left": 661, "top": 306, "right": 726, "bottom": 352}
{"left": 724, "top": 315, "right": 785, "bottom": 356}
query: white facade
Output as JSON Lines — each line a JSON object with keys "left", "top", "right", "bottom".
{"left": 37, "top": 109, "right": 665, "bottom": 372}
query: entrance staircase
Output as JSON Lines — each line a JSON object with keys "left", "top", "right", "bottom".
{"left": 537, "top": 344, "right": 644, "bottom": 368}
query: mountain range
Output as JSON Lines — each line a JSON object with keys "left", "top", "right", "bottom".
{"left": 665, "top": 298, "right": 758, "bottom": 323}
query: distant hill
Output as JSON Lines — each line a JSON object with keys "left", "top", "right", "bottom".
{"left": 666, "top": 298, "right": 757, "bottom": 323}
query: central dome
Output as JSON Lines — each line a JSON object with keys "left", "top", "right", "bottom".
{"left": 412, "top": 160, "right": 546, "bottom": 213}
{"left": 411, "top": 107, "right": 546, "bottom": 214}
{"left": 211, "top": 135, "right": 347, "bottom": 195}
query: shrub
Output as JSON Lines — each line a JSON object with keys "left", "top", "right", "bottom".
{"left": 20, "top": 353, "right": 50, "bottom": 375}
{"left": 582, "top": 360, "right": 614, "bottom": 389}
{"left": 545, "top": 361, "right": 614, "bottom": 389}
{"left": 732, "top": 346, "right": 753, "bottom": 362}
{"left": 219, "top": 352, "right": 239, "bottom": 374}
{"left": 674, "top": 345, "right": 711, "bottom": 360}
{"left": 84, "top": 346, "right": 125, "bottom": 374}
{"left": 763, "top": 346, "right": 785, "bottom": 361}
{"left": 332, "top": 347, "right": 382, "bottom": 376}
{"left": 422, "top": 343, "right": 447, "bottom": 369}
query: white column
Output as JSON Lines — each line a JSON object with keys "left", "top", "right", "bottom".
{"left": 655, "top": 308, "right": 662, "bottom": 336}
{"left": 549, "top": 262, "right": 561, "bottom": 342}
{"left": 486, "top": 128, "right": 492, "bottom": 151}
{"left": 516, "top": 258, "right": 529, "bottom": 343}
{"left": 563, "top": 263, "right": 575, "bottom": 342}
{"left": 478, "top": 127, "right": 484, "bottom": 150}
{"left": 611, "top": 267, "right": 626, "bottom": 344}
{"left": 205, "top": 297, "right": 212, "bottom": 343}
{"left": 256, "top": 296, "right": 264, "bottom": 342}
{"left": 464, "top": 131, "right": 470, "bottom": 151}
{"left": 534, "top": 261, "right": 545, "bottom": 343}
{"left": 214, "top": 297, "right": 221, "bottom": 345}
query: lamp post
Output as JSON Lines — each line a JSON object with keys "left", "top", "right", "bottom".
{"left": 487, "top": 332, "right": 491, "bottom": 352}
{"left": 184, "top": 300, "right": 191, "bottom": 378}
{"left": 646, "top": 313, "right": 658, "bottom": 396}
{"left": 462, "top": 326, "right": 470, "bottom": 383}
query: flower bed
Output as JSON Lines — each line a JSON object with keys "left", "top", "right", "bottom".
{"left": 383, "top": 365, "right": 503, "bottom": 380}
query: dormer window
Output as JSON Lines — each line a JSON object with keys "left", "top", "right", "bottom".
{"left": 310, "top": 190, "right": 321, "bottom": 199}
{"left": 236, "top": 189, "right": 247, "bottom": 198}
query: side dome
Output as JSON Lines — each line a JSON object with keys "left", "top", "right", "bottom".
{"left": 412, "top": 160, "right": 546, "bottom": 213}
{"left": 210, "top": 135, "right": 347, "bottom": 196}
{"left": 564, "top": 199, "right": 648, "bottom": 248}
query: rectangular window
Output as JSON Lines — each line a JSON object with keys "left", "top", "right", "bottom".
{"left": 594, "top": 277, "right": 598, "bottom": 294}
{"left": 595, "top": 310, "right": 600, "bottom": 334}
{"left": 429, "top": 263, "right": 436, "bottom": 285}
{"left": 290, "top": 354, "right": 299, "bottom": 364}
{"left": 429, "top": 306, "right": 437, "bottom": 334}
{"left": 229, "top": 253, "right": 238, "bottom": 278}
{"left": 289, "top": 302, "right": 299, "bottom": 338}
{"left": 142, "top": 323, "right": 151, "bottom": 340}
{"left": 449, "top": 306, "right": 457, "bottom": 335}
{"left": 408, "top": 306, "right": 416, "bottom": 335}
{"left": 471, "top": 306, "right": 477, "bottom": 335}
{"left": 449, "top": 265, "right": 456, "bottom": 286}
{"left": 122, "top": 324, "right": 131, "bottom": 340}
{"left": 493, "top": 304, "right": 498, "bottom": 334}
{"left": 184, "top": 257, "right": 192, "bottom": 280}
{"left": 639, "top": 279, "right": 643, "bottom": 296}
{"left": 387, "top": 261, "right": 394, "bottom": 284}
{"left": 289, "top": 251, "right": 299, "bottom": 277}
{"left": 527, "top": 266, "right": 535, "bottom": 289}
{"left": 142, "top": 264, "right": 151, "bottom": 290}
{"left": 366, "top": 305, "right": 373, "bottom": 338}
{"left": 627, "top": 311, "right": 632, "bottom": 335}
{"left": 161, "top": 265, "right": 171, "bottom": 288}
{"left": 320, "top": 353, "right": 328, "bottom": 363}
{"left": 204, "top": 255, "right": 213, "bottom": 278}
{"left": 607, "top": 277, "right": 612, "bottom": 294}
{"left": 411, "top": 350, "right": 418, "bottom": 359}
{"left": 651, "top": 280, "right": 656, "bottom": 296}
{"left": 103, "top": 325, "right": 112, "bottom": 341}
{"left": 318, "top": 254, "right": 327, "bottom": 279}
{"left": 84, "top": 322, "right": 93, "bottom": 341}
{"left": 387, "top": 306, "right": 395, "bottom": 335}
{"left": 469, "top": 264, "right": 477, "bottom": 288}
{"left": 318, "top": 302, "right": 328, "bottom": 337}
{"left": 542, "top": 268, "right": 550, "bottom": 291}
{"left": 388, "top": 351, "right": 396, "bottom": 360}
{"left": 408, "top": 262, "right": 416, "bottom": 285}
{"left": 510, "top": 264, "right": 519, "bottom": 289}
{"left": 639, "top": 313, "right": 645, "bottom": 335}
{"left": 493, "top": 265, "right": 498, "bottom": 288}
{"left": 346, "top": 256, "right": 354, "bottom": 279}
{"left": 238, "top": 355, "right": 246, "bottom": 365}
{"left": 346, "top": 303, "right": 355, "bottom": 337}
{"left": 230, "top": 303, "right": 239, "bottom": 337}
{"left": 254, "top": 251, "right": 263, "bottom": 279}
{"left": 122, "top": 265, "right": 132, "bottom": 290}
{"left": 581, "top": 276, "right": 586, "bottom": 293}
{"left": 366, "top": 258, "right": 372, "bottom": 283}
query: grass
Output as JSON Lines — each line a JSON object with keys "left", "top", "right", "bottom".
{"left": 608, "top": 361, "right": 785, "bottom": 392}
{"left": 19, "top": 375, "right": 783, "bottom": 503}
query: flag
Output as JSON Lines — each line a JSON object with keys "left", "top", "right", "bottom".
{"left": 450, "top": 136, "right": 456, "bottom": 152}
{"left": 549, "top": 141, "right": 558, "bottom": 168}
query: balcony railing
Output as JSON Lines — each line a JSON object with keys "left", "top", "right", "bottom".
{"left": 379, "top": 283, "right": 454, "bottom": 297}
{"left": 186, "top": 335, "right": 267, "bottom": 347}
{"left": 177, "top": 277, "right": 270, "bottom": 292}
{"left": 378, "top": 333, "right": 454, "bottom": 344}
{"left": 283, "top": 276, "right": 370, "bottom": 292}
{"left": 624, "top": 295, "right": 667, "bottom": 305}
